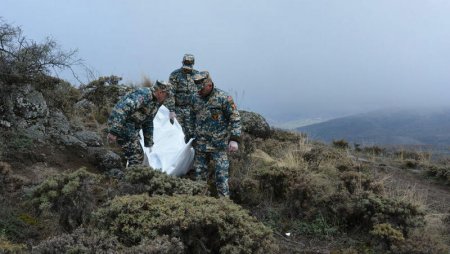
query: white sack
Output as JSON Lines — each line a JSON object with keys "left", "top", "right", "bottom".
{"left": 139, "top": 105, "right": 194, "bottom": 176}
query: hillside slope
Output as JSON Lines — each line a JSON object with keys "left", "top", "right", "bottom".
{"left": 297, "top": 108, "right": 450, "bottom": 146}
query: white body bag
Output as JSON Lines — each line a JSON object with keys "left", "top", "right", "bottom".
{"left": 139, "top": 105, "right": 194, "bottom": 176}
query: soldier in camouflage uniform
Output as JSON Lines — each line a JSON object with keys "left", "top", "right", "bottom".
{"left": 190, "top": 71, "right": 241, "bottom": 197}
{"left": 107, "top": 80, "right": 172, "bottom": 167}
{"left": 166, "top": 54, "right": 199, "bottom": 141}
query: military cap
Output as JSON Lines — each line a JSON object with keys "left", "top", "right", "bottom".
{"left": 193, "top": 71, "right": 210, "bottom": 84}
{"left": 182, "top": 54, "right": 195, "bottom": 70}
{"left": 154, "top": 80, "right": 172, "bottom": 94}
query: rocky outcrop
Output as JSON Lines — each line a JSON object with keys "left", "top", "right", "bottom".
{"left": 239, "top": 110, "right": 271, "bottom": 139}
{"left": 0, "top": 83, "right": 121, "bottom": 171}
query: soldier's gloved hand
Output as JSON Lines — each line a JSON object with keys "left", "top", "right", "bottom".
{"left": 107, "top": 133, "right": 117, "bottom": 144}
{"left": 169, "top": 111, "right": 177, "bottom": 120}
{"left": 228, "top": 141, "right": 238, "bottom": 152}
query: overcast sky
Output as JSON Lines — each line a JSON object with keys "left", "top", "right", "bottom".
{"left": 3, "top": 0, "right": 450, "bottom": 122}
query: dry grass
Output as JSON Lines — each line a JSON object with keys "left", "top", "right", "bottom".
{"left": 383, "top": 175, "right": 428, "bottom": 209}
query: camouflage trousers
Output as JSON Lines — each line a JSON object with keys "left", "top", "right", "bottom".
{"left": 175, "top": 107, "right": 194, "bottom": 141}
{"left": 194, "top": 150, "right": 229, "bottom": 197}
{"left": 117, "top": 133, "right": 143, "bottom": 167}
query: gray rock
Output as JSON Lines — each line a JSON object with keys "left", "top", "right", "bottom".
{"left": 24, "top": 124, "right": 46, "bottom": 141}
{"left": 46, "top": 110, "right": 71, "bottom": 136}
{"left": 87, "top": 147, "right": 122, "bottom": 170}
{"left": 239, "top": 110, "right": 271, "bottom": 139}
{"left": 11, "top": 84, "right": 49, "bottom": 120}
{"left": 74, "top": 131, "right": 103, "bottom": 147}
{"left": 73, "top": 99, "right": 95, "bottom": 116}
{"left": 59, "top": 135, "right": 87, "bottom": 150}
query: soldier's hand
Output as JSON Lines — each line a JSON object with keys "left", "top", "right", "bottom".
{"left": 107, "top": 133, "right": 117, "bottom": 144}
{"left": 228, "top": 141, "right": 238, "bottom": 152}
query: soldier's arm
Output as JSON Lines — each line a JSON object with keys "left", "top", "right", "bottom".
{"left": 223, "top": 95, "right": 241, "bottom": 143}
{"left": 142, "top": 117, "right": 153, "bottom": 147}
{"left": 107, "top": 91, "right": 146, "bottom": 136}
{"left": 165, "top": 73, "right": 177, "bottom": 112}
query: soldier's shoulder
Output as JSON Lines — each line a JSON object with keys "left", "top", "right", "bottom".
{"left": 170, "top": 68, "right": 183, "bottom": 76}
{"left": 134, "top": 87, "right": 152, "bottom": 95}
{"left": 214, "top": 88, "right": 231, "bottom": 98}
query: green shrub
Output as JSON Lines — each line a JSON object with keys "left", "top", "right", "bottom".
{"left": 332, "top": 139, "right": 349, "bottom": 149}
{"left": 339, "top": 171, "right": 373, "bottom": 194}
{"left": 332, "top": 192, "right": 425, "bottom": 234}
{"left": 36, "top": 77, "right": 81, "bottom": 114}
{"left": 255, "top": 166, "right": 298, "bottom": 200}
{"left": 122, "top": 165, "right": 207, "bottom": 196}
{"left": 389, "top": 230, "right": 449, "bottom": 254}
{"left": 32, "top": 228, "right": 121, "bottom": 254}
{"left": 292, "top": 214, "right": 338, "bottom": 237}
{"left": 402, "top": 159, "right": 418, "bottom": 169}
{"left": 94, "top": 194, "right": 278, "bottom": 253}
{"left": 0, "top": 203, "right": 39, "bottom": 242}
{"left": 79, "top": 76, "right": 131, "bottom": 124}
{"left": 370, "top": 223, "right": 404, "bottom": 245}
{"left": 31, "top": 168, "right": 103, "bottom": 231}
{"left": 423, "top": 164, "right": 450, "bottom": 184}
{"left": 33, "top": 227, "right": 185, "bottom": 254}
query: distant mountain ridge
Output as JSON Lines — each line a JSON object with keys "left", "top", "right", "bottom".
{"left": 297, "top": 108, "right": 450, "bottom": 146}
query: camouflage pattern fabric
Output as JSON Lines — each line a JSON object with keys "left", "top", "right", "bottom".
{"left": 191, "top": 87, "right": 241, "bottom": 152}
{"left": 116, "top": 132, "right": 143, "bottom": 166}
{"left": 190, "top": 87, "right": 241, "bottom": 197}
{"left": 107, "top": 87, "right": 160, "bottom": 166}
{"left": 194, "top": 150, "right": 229, "bottom": 196}
{"left": 166, "top": 68, "right": 199, "bottom": 140}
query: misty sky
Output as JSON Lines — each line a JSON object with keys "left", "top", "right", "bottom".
{"left": 3, "top": 0, "right": 450, "bottom": 122}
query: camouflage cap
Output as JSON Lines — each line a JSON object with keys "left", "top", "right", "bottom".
{"left": 182, "top": 54, "right": 195, "bottom": 70}
{"left": 153, "top": 80, "right": 172, "bottom": 94}
{"left": 193, "top": 71, "right": 210, "bottom": 84}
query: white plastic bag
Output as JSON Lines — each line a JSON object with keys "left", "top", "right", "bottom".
{"left": 139, "top": 105, "right": 194, "bottom": 176}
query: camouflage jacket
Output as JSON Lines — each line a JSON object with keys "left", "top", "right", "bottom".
{"left": 191, "top": 87, "right": 241, "bottom": 152}
{"left": 107, "top": 87, "right": 159, "bottom": 146}
{"left": 166, "top": 68, "right": 199, "bottom": 111}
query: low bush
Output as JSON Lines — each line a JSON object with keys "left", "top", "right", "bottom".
{"left": 389, "top": 229, "right": 449, "bottom": 254}
{"left": 122, "top": 165, "right": 207, "bottom": 196}
{"left": 31, "top": 168, "right": 103, "bottom": 231}
{"left": 33, "top": 227, "right": 185, "bottom": 254}
{"left": 94, "top": 194, "right": 278, "bottom": 253}
{"left": 0, "top": 203, "right": 39, "bottom": 242}
{"left": 332, "top": 191, "right": 425, "bottom": 234}
{"left": 332, "top": 139, "right": 349, "bottom": 149}
{"left": 423, "top": 163, "right": 450, "bottom": 184}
